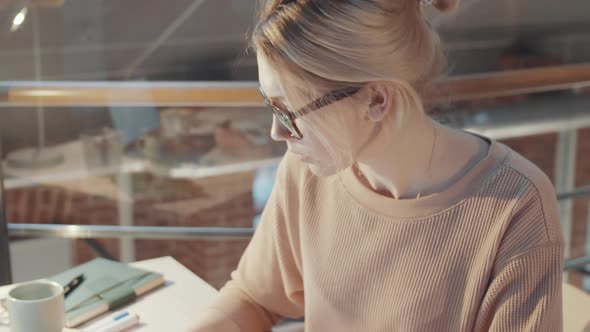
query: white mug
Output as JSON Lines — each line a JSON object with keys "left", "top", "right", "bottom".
{"left": 6, "top": 280, "right": 65, "bottom": 332}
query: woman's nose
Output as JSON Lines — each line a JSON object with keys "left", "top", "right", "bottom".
{"left": 270, "top": 116, "right": 293, "bottom": 142}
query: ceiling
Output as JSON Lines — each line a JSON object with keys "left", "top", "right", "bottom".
{"left": 0, "top": 0, "right": 589, "bottom": 81}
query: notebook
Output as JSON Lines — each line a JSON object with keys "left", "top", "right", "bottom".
{"left": 49, "top": 258, "right": 164, "bottom": 328}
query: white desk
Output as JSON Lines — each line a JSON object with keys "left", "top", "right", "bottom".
{"left": 0, "top": 256, "right": 217, "bottom": 331}
{"left": 563, "top": 282, "right": 590, "bottom": 332}
{"left": 2, "top": 256, "right": 586, "bottom": 331}
{"left": 0, "top": 256, "right": 303, "bottom": 332}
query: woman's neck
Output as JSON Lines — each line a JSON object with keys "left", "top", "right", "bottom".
{"left": 354, "top": 113, "right": 488, "bottom": 200}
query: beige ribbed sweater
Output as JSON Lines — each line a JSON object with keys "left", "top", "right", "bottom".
{"left": 210, "top": 134, "right": 564, "bottom": 332}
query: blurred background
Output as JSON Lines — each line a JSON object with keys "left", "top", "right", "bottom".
{"left": 0, "top": 0, "right": 589, "bottom": 329}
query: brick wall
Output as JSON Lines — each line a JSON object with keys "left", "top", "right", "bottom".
{"left": 571, "top": 128, "right": 590, "bottom": 287}
{"left": 5, "top": 170, "right": 255, "bottom": 289}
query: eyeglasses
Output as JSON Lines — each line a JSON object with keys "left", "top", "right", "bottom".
{"left": 258, "top": 85, "right": 363, "bottom": 140}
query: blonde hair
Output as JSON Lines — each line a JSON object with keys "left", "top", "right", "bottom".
{"left": 251, "top": 0, "right": 460, "bottom": 171}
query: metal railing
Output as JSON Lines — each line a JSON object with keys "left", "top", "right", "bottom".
{"left": 3, "top": 185, "right": 590, "bottom": 274}
{"left": 6, "top": 224, "right": 254, "bottom": 240}
{"left": 3, "top": 183, "right": 588, "bottom": 240}
{"left": 557, "top": 185, "right": 590, "bottom": 201}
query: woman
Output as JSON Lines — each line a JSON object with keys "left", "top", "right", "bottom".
{"left": 192, "top": 0, "right": 564, "bottom": 331}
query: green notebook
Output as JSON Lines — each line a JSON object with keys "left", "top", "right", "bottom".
{"left": 49, "top": 258, "right": 164, "bottom": 328}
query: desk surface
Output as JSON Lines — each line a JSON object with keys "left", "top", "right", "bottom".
{"left": 117, "top": 256, "right": 219, "bottom": 331}
{"left": 1, "top": 256, "right": 587, "bottom": 331}
{"left": 0, "top": 256, "right": 217, "bottom": 331}
{"left": 563, "top": 281, "right": 590, "bottom": 332}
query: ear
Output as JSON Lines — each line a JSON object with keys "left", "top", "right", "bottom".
{"left": 365, "top": 82, "right": 395, "bottom": 122}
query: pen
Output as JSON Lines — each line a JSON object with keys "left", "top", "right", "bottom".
{"left": 89, "top": 313, "right": 139, "bottom": 332}
{"left": 63, "top": 274, "right": 85, "bottom": 298}
{"left": 81, "top": 311, "right": 137, "bottom": 332}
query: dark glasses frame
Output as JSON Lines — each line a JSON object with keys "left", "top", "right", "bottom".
{"left": 258, "top": 85, "right": 363, "bottom": 140}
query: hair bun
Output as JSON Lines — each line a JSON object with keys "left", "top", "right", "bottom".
{"left": 432, "top": 0, "right": 460, "bottom": 12}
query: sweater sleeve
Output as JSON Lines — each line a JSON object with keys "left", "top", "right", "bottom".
{"left": 474, "top": 244, "right": 564, "bottom": 332}
{"left": 207, "top": 152, "right": 305, "bottom": 331}
{"left": 473, "top": 157, "right": 565, "bottom": 331}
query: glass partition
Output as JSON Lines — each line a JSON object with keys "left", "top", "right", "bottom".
{"left": 0, "top": 96, "right": 286, "bottom": 288}
{"left": 0, "top": 0, "right": 589, "bottom": 300}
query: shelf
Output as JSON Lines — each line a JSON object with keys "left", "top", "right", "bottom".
{"left": 3, "top": 140, "right": 281, "bottom": 190}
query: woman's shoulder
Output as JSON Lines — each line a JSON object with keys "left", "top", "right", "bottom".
{"left": 501, "top": 144, "right": 556, "bottom": 197}
{"left": 492, "top": 142, "right": 563, "bottom": 245}
{"left": 481, "top": 143, "right": 565, "bottom": 271}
